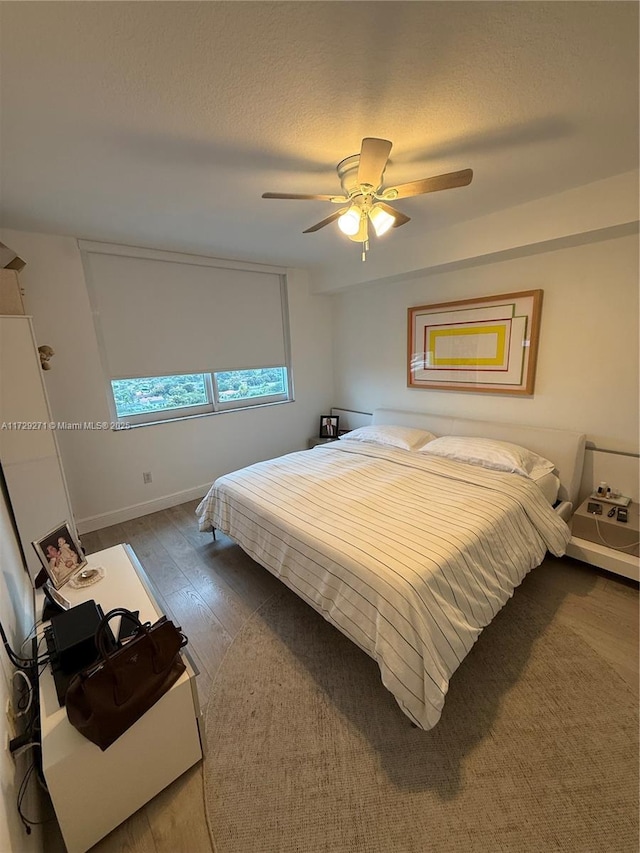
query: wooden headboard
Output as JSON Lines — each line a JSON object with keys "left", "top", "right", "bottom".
{"left": 372, "top": 408, "right": 586, "bottom": 508}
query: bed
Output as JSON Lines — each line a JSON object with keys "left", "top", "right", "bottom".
{"left": 196, "top": 408, "right": 586, "bottom": 730}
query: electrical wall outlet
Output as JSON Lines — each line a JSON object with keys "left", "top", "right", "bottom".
{"left": 143, "top": 472, "right": 152, "bottom": 484}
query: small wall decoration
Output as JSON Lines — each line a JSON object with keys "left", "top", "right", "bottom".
{"left": 408, "top": 290, "right": 543, "bottom": 395}
{"left": 319, "top": 415, "right": 340, "bottom": 438}
{"left": 32, "top": 521, "right": 86, "bottom": 589}
{"left": 38, "top": 345, "right": 55, "bottom": 370}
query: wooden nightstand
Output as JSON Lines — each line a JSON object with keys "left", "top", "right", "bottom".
{"left": 566, "top": 498, "right": 639, "bottom": 581}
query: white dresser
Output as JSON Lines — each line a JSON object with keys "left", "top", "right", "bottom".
{"left": 38, "top": 543, "right": 203, "bottom": 853}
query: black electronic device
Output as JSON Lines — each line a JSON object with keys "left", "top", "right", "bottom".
{"left": 587, "top": 502, "right": 602, "bottom": 515}
{"left": 43, "top": 627, "right": 67, "bottom": 706}
{"left": 616, "top": 507, "right": 628, "bottom": 523}
{"left": 607, "top": 506, "right": 617, "bottom": 518}
{"left": 49, "top": 600, "right": 115, "bottom": 675}
{"left": 46, "top": 601, "right": 116, "bottom": 706}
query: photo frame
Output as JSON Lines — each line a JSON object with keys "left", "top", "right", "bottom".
{"left": 32, "top": 521, "right": 86, "bottom": 589}
{"left": 319, "top": 415, "right": 340, "bottom": 439}
{"left": 42, "top": 582, "right": 72, "bottom": 612}
{"left": 408, "top": 290, "right": 543, "bottom": 395}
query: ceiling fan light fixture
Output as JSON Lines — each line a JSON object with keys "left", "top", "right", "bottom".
{"left": 261, "top": 137, "right": 472, "bottom": 258}
{"left": 338, "top": 206, "right": 362, "bottom": 236}
{"left": 369, "top": 205, "right": 395, "bottom": 237}
{"left": 347, "top": 215, "right": 368, "bottom": 244}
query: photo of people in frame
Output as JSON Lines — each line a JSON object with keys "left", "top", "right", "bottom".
{"left": 33, "top": 521, "right": 86, "bottom": 589}
{"left": 319, "top": 415, "right": 340, "bottom": 439}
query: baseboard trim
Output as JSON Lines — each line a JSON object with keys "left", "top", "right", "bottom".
{"left": 76, "top": 484, "right": 211, "bottom": 533}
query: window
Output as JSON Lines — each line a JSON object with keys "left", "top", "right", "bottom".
{"left": 112, "top": 374, "right": 211, "bottom": 419}
{"left": 214, "top": 367, "right": 288, "bottom": 409}
{"left": 80, "top": 242, "right": 293, "bottom": 426}
{"left": 111, "top": 367, "right": 289, "bottom": 423}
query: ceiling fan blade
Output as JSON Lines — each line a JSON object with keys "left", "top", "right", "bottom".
{"left": 357, "top": 138, "right": 392, "bottom": 189}
{"left": 303, "top": 209, "right": 346, "bottom": 233}
{"left": 376, "top": 201, "right": 411, "bottom": 228}
{"left": 386, "top": 168, "right": 473, "bottom": 200}
{"left": 262, "top": 192, "right": 348, "bottom": 202}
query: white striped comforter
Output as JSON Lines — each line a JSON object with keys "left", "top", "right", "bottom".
{"left": 196, "top": 440, "right": 571, "bottom": 730}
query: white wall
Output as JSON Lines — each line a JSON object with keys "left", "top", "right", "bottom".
{"left": 0, "top": 479, "right": 41, "bottom": 852}
{"left": 331, "top": 231, "right": 639, "bottom": 495}
{"left": 0, "top": 230, "right": 335, "bottom": 532}
{"left": 312, "top": 170, "right": 639, "bottom": 293}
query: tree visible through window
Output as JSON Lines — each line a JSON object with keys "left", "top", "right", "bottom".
{"left": 215, "top": 368, "right": 286, "bottom": 401}
{"left": 112, "top": 374, "right": 209, "bottom": 417}
{"left": 111, "top": 367, "right": 288, "bottom": 421}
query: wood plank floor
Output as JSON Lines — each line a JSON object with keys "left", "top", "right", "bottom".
{"left": 45, "top": 499, "right": 639, "bottom": 852}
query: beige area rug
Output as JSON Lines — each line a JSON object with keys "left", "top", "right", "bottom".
{"left": 204, "top": 587, "right": 638, "bottom": 853}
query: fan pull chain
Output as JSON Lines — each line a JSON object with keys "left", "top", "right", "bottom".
{"left": 362, "top": 238, "right": 369, "bottom": 262}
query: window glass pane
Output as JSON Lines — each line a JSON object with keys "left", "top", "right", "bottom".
{"left": 215, "top": 367, "right": 287, "bottom": 402}
{"left": 111, "top": 374, "right": 209, "bottom": 417}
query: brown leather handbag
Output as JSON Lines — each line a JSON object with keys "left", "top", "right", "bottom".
{"left": 65, "top": 607, "right": 188, "bottom": 750}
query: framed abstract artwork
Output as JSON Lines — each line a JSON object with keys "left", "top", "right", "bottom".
{"left": 408, "top": 290, "right": 543, "bottom": 395}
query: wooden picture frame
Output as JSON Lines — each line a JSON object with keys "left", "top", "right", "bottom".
{"left": 408, "top": 290, "right": 543, "bottom": 395}
{"left": 32, "top": 521, "right": 86, "bottom": 589}
{"left": 319, "top": 415, "right": 340, "bottom": 439}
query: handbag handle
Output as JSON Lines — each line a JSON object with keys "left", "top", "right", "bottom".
{"left": 89, "top": 607, "right": 187, "bottom": 708}
{"left": 95, "top": 607, "right": 148, "bottom": 661}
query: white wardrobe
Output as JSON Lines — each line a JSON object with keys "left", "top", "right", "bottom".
{"left": 0, "top": 315, "right": 76, "bottom": 581}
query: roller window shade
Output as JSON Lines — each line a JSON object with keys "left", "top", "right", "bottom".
{"left": 84, "top": 250, "right": 287, "bottom": 378}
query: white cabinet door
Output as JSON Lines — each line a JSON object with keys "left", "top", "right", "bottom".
{"left": 0, "top": 316, "right": 75, "bottom": 579}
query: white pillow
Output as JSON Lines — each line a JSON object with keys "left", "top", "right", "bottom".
{"left": 417, "top": 435, "right": 555, "bottom": 479}
{"left": 340, "top": 424, "right": 437, "bottom": 452}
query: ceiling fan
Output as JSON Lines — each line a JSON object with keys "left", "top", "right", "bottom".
{"left": 262, "top": 137, "right": 473, "bottom": 260}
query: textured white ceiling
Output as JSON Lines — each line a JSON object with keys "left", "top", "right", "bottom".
{"left": 1, "top": 2, "right": 638, "bottom": 271}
